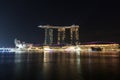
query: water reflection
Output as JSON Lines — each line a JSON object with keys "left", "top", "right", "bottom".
{"left": 43, "top": 51, "right": 83, "bottom": 80}
{"left": 0, "top": 52, "right": 119, "bottom": 80}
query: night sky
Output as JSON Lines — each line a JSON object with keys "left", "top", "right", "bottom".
{"left": 0, "top": 0, "right": 120, "bottom": 47}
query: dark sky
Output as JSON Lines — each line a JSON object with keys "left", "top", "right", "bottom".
{"left": 0, "top": 0, "right": 120, "bottom": 47}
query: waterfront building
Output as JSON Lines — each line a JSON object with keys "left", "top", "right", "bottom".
{"left": 38, "top": 25, "right": 79, "bottom": 45}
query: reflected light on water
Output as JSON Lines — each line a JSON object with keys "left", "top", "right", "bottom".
{"left": 0, "top": 51, "right": 120, "bottom": 80}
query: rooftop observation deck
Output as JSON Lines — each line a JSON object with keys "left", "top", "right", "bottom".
{"left": 38, "top": 25, "right": 79, "bottom": 29}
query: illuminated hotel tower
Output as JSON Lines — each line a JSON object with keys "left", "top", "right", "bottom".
{"left": 38, "top": 25, "right": 79, "bottom": 45}
{"left": 57, "top": 28, "right": 65, "bottom": 44}
{"left": 70, "top": 27, "right": 79, "bottom": 45}
{"left": 44, "top": 28, "right": 53, "bottom": 45}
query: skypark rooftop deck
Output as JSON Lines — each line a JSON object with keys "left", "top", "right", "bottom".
{"left": 38, "top": 25, "right": 79, "bottom": 29}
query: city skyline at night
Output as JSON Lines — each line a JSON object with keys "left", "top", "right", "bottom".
{"left": 0, "top": 1, "right": 120, "bottom": 80}
{"left": 0, "top": 0, "right": 120, "bottom": 47}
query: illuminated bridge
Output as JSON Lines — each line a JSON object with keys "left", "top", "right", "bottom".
{"left": 0, "top": 48, "right": 15, "bottom": 53}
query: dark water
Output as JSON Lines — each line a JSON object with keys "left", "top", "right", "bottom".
{"left": 0, "top": 51, "right": 120, "bottom": 80}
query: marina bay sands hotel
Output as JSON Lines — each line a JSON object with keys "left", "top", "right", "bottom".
{"left": 38, "top": 25, "right": 79, "bottom": 45}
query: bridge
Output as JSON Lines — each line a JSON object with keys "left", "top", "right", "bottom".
{"left": 0, "top": 48, "right": 15, "bottom": 53}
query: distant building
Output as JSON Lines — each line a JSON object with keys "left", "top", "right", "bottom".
{"left": 14, "top": 38, "right": 33, "bottom": 49}
{"left": 38, "top": 25, "right": 79, "bottom": 45}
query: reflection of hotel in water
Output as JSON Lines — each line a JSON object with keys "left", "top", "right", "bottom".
{"left": 43, "top": 51, "right": 80, "bottom": 63}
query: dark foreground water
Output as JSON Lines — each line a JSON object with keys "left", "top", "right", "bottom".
{"left": 0, "top": 51, "right": 120, "bottom": 80}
